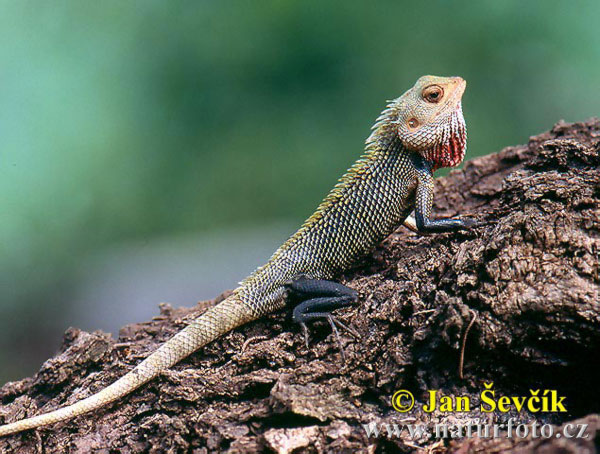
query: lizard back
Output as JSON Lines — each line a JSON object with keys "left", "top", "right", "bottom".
{"left": 237, "top": 127, "right": 417, "bottom": 318}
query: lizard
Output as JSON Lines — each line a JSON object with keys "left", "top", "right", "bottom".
{"left": 0, "top": 75, "right": 472, "bottom": 437}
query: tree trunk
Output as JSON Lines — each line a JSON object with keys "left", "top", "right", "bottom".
{"left": 1, "top": 119, "right": 599, "bottom": 453}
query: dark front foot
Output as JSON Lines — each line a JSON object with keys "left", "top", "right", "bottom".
{"left": 413, "top": 155, "right": 479, "bottom": 234}
{"left": 285, "top": 276, "right": 359, "bottom": 359}
{"left": 415, "top": 214, "right": 478, "bottom": 233}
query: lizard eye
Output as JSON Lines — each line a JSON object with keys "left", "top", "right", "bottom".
{"left": 422, "top": 85, "right": 444, "bottom": 103}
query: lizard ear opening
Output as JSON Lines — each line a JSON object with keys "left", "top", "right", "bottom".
{"left": 407, "top": 118, "right": 419, "bottom": 129}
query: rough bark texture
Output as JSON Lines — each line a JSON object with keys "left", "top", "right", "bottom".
{"left": 1, "top": 120, "right": 599, "bottom": 453}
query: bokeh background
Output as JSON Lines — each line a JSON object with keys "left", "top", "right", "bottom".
{"left": 1, "top": 1, "right": 599, "bottom": 382}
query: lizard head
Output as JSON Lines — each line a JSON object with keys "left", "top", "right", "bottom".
{"left": 394, "top": 75, "right": 467, "bottom": 170}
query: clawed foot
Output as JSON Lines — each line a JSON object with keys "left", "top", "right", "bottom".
{"left": 285, "top": 276, "right": 359, "bottom": 360}
{"left": 298, "top": 314, "right": 360, "bottom": 360}
{"left": 459, "top": 217, "right": 479, "bottom": 229}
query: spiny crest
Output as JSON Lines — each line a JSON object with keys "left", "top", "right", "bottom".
{"left": 366, "top": 100, "right": 401, "bottom": 150}
{"left": 290, "top": 101, "right": 402, "bottom": 239}
{"left": 252, "top": 102, "right": 402, "bottom": 270}
{"left": 276, "top": 153, "right": 376, "bottom": 249}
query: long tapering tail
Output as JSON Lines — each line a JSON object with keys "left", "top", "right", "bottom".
{"left": 0, "top": 296, "right": 253, "bottom": 437}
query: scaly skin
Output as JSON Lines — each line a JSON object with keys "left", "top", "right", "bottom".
{"left": 0, "top": 75, "right": 470, "bottom": 436}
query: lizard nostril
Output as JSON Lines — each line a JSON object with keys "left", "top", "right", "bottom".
{"left": 408, "top": 118, "right": 419, "bottom": 128}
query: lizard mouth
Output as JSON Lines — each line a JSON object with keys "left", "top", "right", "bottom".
{"left": 422, "top": 103, "right": 467, "bottom": 171}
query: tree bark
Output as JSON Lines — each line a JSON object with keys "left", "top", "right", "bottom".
{"left": 1, "top": 119, "right": 599, "bottom": 453}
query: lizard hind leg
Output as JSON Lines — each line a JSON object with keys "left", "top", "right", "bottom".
{"left": 285, "top": 276, "right": 359, "bottom": 359}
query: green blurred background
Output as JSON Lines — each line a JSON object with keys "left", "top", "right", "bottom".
{"left": 1, "top": 1, "right": 599, "bottom": 382}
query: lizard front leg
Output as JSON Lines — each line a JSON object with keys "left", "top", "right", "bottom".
{"left": 413, "top": 156, "right": 475, "bottom": 233}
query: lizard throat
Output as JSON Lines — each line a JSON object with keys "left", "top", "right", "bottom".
{"left": 421, "top": 103, "right": 467, "bottom": 171}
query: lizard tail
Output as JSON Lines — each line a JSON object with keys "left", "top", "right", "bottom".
{"left": 0, "top": 295, "right": 253, "bottom": 437}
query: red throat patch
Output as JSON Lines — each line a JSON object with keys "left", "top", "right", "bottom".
{"left": 422, "top": 103, "right": 467, "bottom": 171}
